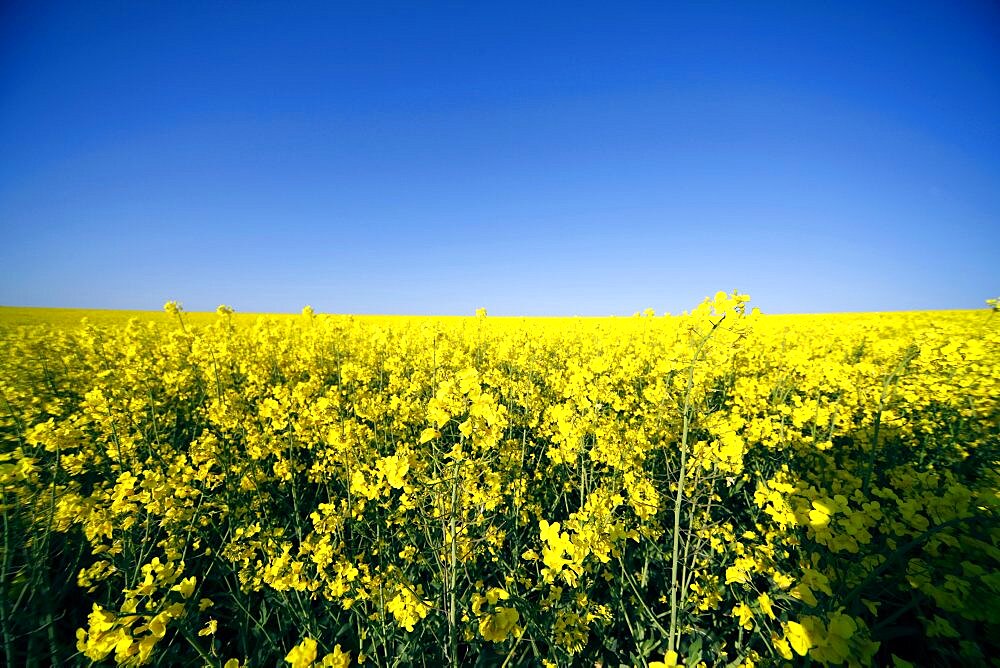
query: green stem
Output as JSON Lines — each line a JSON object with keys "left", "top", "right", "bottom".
{"left": 668, "top": 319, "right": 720, "bottom": 653}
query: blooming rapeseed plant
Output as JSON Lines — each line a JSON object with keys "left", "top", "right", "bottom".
{"left": 0, "top": 298, "right": 996, "bottom": 666}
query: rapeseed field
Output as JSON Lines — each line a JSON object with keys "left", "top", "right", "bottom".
{"left": 1, "top": 294, "right": 997, "bottom": 667}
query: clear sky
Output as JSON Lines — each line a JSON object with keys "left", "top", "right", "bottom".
{"left": 1, "top": 1, "right": 998, "bottom": 315}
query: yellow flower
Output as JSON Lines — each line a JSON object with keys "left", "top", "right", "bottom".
{"left": 757, "top": 592, "right": 776, "bottom": 620}
{"left": 173, "top": 576, "right": 196, "bottom": 599}
{"left": 733, "top": 602, "right": 754, "bottom": 630}
{"left": 771, "top": 633, "right": 793, "bottom": 660}
{"left": 808, "top": 505, "right": 831, "bottom": 528}
{"left": 649, "top": 649, "right": 682, "bottom": 668}
{"left": 818, "top": 612, "right": 858, "bottom": 663}
{"left": 539, "top": 519, "right": 561, "bottom": 545}
{"left": 320, "top": 644, "right": 352, "bottom": 667}
{"left": 479, "top": 606, "right": 519, "bottom": 642}
{"left": 784, "top": 621, "right": 813, "bottom": 656}
{"left": 377, "top": 455, "right": 409, "bottom": 489}
{"left": 286, "top": 637, "right": 318, "bottom": 668}
{"left": 137, "top": 635, "right": 158, "bottom": 664}
{"left": 387, "top": 587, "right": 431, "bottom": 632}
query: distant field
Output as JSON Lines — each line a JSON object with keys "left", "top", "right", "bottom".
{"left": 1, "top": 298, "right": 997, "bottom": 667}
{"left": 0, "top": 303, "right": 983, "bottom": 327}
{"left": 0, "top": 306, "right": 290, "bottom": 327}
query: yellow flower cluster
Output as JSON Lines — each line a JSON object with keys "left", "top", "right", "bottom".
{"left": 0, "top": 295, "right": 997, "bottom": 666}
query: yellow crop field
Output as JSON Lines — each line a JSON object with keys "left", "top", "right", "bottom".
{"left": 1, "top": 295, "right": 997, "bottom": 667}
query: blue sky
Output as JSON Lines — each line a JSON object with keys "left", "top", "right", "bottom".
{"left": 1, "top": 1, "right": 998, "bottom": 315}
